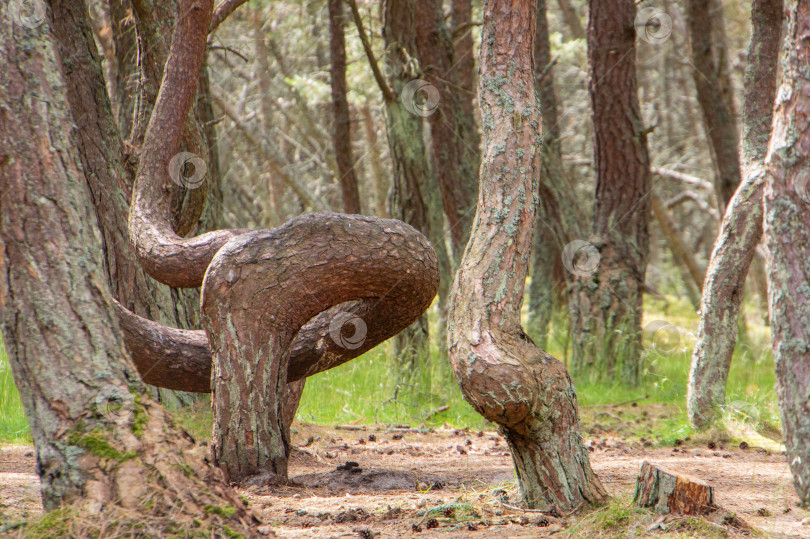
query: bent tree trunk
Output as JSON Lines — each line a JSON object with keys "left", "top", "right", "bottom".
{"left": 687, "top": 0, "right": 782, "bottom": 430}
{"left": 763, "top": 0, "right": 810, "bottom": 507}
{"left": 446, "top": 0, "right": 606, "bottom": 510}
{"left": 571, "top": 0, "right": 651, "bottom": 384}
{"left": 125, "top": 0, "right": 440, "bottom": 482}
{"left": 0, "top": 9, "right": 252, "bottom": 533}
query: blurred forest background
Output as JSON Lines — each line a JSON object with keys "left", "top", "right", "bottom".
{"left": 0, "top": 0, "right": 779, "bottom": 447}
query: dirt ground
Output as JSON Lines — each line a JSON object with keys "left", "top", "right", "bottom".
{"left": 2, "top": 407, "right": 809, "bottom": 538}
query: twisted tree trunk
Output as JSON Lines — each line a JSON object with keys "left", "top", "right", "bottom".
{"left": 763, "top": 0, "right": 810, "bottom": 507}
{"left": 687, "top": 0, "right": 783, "bottom": 430}
{"left": 125, "top": 0, "right": 440, "bottom": 482}
{"left": 447, "top": 0, "right": 606, "bottom": 511}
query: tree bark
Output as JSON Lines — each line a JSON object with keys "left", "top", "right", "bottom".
{"left": 687, "top": 0, "right": 782, "bottom": 430}
{"left": 203, "top": 214, "right": 438, "bottom": 481}
{"left": 763, "top": 0, "right": 810, "bottom": 507}
{"left": 571, "top": 0, "right": 651, "bottom": 384}
{"left": 451, "top": 0, "right": 476, "bottom": 103}
{"left": 413, "top": 0, "right": 481, "bottom": 260}
{"left": 634, "top": 461, "right": 715, "bottom": 515}
{"left": 328, "top": 0, "right": 362, "bottom": 214}
{"left": 687, "top": 0, "right": 743, "bottom": 208}
{"left": 447, "top": 0, "right": 606, "bottom": 511}
{"left": 0, "top": 10, "right": 254, "bottom": 532}
{"left": 361, "top": 105, "right": 389, "bottom": 219}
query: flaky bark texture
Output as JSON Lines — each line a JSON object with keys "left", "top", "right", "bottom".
{"left": 328, "top": 0, "right": 361, "bottom": 214}
{"left": 446, "top": 0, "right": 606, "bottom": 511}
{"left": 687, "top": 0, "right": 743, "bottom": 207}
{"left": 763, "top": 0, "right": 810, "bottom": 507}
{"left": 687, "top": 0, "right": 783, "bottom": 430}
{"left": 0, "top": 11, "right": 255, "bottom": 533}
{"left": 202, "top": 214, "right": 438, "bottom": 481}
{"left": 572, "top": 0, "right": 651, "bottom": 383}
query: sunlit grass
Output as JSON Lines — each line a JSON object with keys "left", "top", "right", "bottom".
{"left": 0, "top": 293, "right": 780, "bottom": 446}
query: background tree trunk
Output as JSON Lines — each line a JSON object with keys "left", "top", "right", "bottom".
{"left": 688, "top": 0, "right": 783, "bottom": 430}
{"left": 447, "top": 0, "right": 606, "bottom": 511}
{"left": 0, "top": 9, "right": 253, "bottom": 530}
{"left": 328, "top": 0, "right": 362, "bottom": 214}
{"left": 687, "top": 0, "right": 743, "bottom": 208}
{"left": 413, "top": 0, "right": 481, "bottom": 261}
{"left": 571, "top": 0, "right": 651, "bottom": 384}
{"left": 763, "top": 0, "right": 810, "bottom": 507}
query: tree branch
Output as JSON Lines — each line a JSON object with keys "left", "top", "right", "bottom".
{"left": 346, "top": 0, "right": 395, "bottom": 103}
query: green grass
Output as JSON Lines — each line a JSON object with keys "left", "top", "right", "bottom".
{"left": 0, "top": 293, "right": 780, "bottom": 446}
{"left": 0, "top": 337, "right": 30, "bottom": 444}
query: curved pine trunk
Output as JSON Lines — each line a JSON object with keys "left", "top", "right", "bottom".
{"left": 446, "top": 0, "right": 606, "bottom": 511}
{"left": 687, "top": 0, "right": 782, "bottom": 429}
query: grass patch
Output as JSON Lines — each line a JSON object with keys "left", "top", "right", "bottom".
{"left": 0, "top": 295, "right": 780, "bottom": 445}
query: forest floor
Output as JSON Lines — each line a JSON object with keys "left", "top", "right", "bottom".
{"left": 1, "top": 402, "right": 808, "bottom": 538}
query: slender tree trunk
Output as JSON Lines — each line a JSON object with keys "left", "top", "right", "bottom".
{"left": 447, "top": 0, "right": 606, "bottom": 511}
{"left": 571, "top": 0, "right": 651, "bottom": 384}
{"left": 763, "top": 0, "right": 810, "bottom": 506}
{"left": 687, "top": 0, "right": 743, "bottom": 208}
{"left": 328, "top": 0, "right": 362, "bottom": 214}
{"left": 0, "top": 9, "right": 254, "bottom": 531}
{"left": 451, "top": 0, "right": 476, "bottom": 102}
{"left": 557, "top": 0, "right": 585, "bottom": 40}
{"left": 361, "top": 105, "right": 389, "bottom": 218}
{"left": 687, "top": 0, "right": 782, "bottom": 430}
{"left": 529, "top": 0, "right": 582, "bottom": 342}
{"left": 381, "top": 0, "right": 436, "bottom": 363}
{"left": 413, "top": 0, "right": 481, "bottom": 260}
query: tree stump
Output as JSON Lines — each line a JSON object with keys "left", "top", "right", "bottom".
{"left": 633, "top": 461, "right": 715, "bottom": 515}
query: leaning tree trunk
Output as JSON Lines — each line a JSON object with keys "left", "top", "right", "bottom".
{"left": 571, "top": 0, "right": 651, "bottom": 384}
{"left": 763, "top": 0, "right": 810, "bottom": 507}
{"left": 328, "top": 0, "right": 362, "bottom": 214}
{"left": 0, "top": 8, "right": 254, "bottom": 533}
{"left": 447, "top": 0, "right": 607, "bottom": 511}
{"left": 687, "top": 0, "right": 783, "bottom": 430}
{"left": 687, "top": 0, "right": 743, "bottom": 208}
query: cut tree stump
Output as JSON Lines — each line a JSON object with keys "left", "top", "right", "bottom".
{"left": 633, "top": 461, "right": 715, "bottom": 515}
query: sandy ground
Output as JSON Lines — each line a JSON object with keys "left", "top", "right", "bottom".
{"left": 2, "top": 418, "right": 809, "bottom": 537}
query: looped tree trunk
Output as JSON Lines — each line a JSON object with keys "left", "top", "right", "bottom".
{"left": 201, "top": 213, "right": 438, "bottom": 481}
{"left": 122, "top": 0, "right": 441, "bottom": 483}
